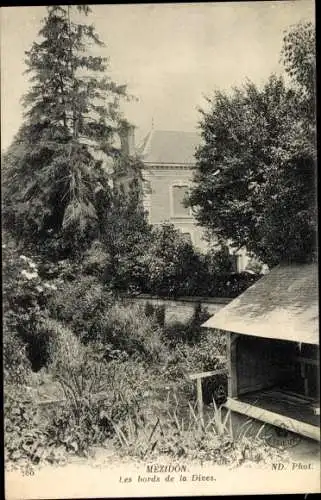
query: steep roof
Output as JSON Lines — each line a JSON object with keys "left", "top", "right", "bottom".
{"left": 139, "top": 130, "right": 200, "bottom": 165}
{"left": 202, "top": 263, "right": 319, "bottom": 345}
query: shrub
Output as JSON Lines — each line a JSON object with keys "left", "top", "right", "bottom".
{"left": 144, "top": 302, "right": 166, "bottom": 327}
{"left": 48, "top": 319, "right": 106, "bottom": 399}
{"left": 163, "top": 327, "right": 227, "bottom": 404}
{"left": 4, "top": 390, "right": 57, "bottom": 470}
{"left": 5, "top": 386, "right": 113, "bottom": 467}
{"left": 140, "top": 223, "right": 207, "bottom": 297}
{"left": 162, "top": 303, "right": 211, "bottom": 346}
{"left": 48, "top": 275, "right": 113, "bottom": 343}
{"left": 174, "top": 328, "right": 227, "bottom": 373}
{"left": 93, "top": 303, "right": 166, "bottom": 363}
{"left": 82, "top": 239, "right": 109, "bottom": 278}
{"left": 44, "top": 322, "right": 150, "bottom": 456}
{"left": 125, "top": 225, "right": 263, "bottom": 299}
{"left": 45, "top": 399, "right": 114, "bottom": 457}
{"left": 200, "top": 272, "right": 262, "bottom": 298}
{"left": 102, "top": 360, "right": 155, "bottom": 422}
{"left": 2, "top": 232, "right": 61, "bottom": 370}
{"left": 3, "top": 328, "right": 31, "bottom": 385}
{"left": 202, "top": 243, "right": 237, "bottom": 274}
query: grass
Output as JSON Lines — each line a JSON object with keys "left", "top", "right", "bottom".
{"left": 109, "top": 385, "right": 290, "bottom": 467}
{"left": 5, "top": 366, "right": 293, "bottom": 473}
{"left": 4, "top": 323, "right": 291, "bottom": 471}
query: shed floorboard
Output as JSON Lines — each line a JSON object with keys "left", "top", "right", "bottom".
{"left": 239, "top": 388, "right": 319, "bottom": 427}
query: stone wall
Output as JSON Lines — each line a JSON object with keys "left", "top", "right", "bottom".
{"left": 120, "top": 295, "right": 231, "bottom": 325}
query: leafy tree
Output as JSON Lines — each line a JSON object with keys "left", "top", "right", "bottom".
{"left": 203, "top": 243, "right": 237, "bottom": 274}
{"left": 141, "top": 223, "right": 206, "bottom": 297}
{"left": 281, "top": 21, "right": 316, "bottom": 174}
{"left": 97, "top": 176, "right": 153, "bottom": 293}
{"left": 281, "top": 21, "right": 315, "bottom": 117}
{"left": 189, "top": 21, "right": 316, "bottom": 267}
{"left": 2, "top": 5, "right": 130, "bottom": 259}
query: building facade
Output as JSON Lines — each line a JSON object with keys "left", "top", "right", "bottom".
{"left": 139, "top": 129, "right": 206, "bottom": 248}
{"left": 139, "top": 129, "right": 254, "bottom": 271}
{"left": 117, "top": 125, "right": 256, "bottom": 272}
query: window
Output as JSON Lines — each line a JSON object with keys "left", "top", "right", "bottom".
{"left": 172, "top": 185, "right": 190, "bottom": 217}
{"left": 181, "top": 232, "right": 192, "bottom": 244}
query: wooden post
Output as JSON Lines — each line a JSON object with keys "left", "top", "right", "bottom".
{"left": 298, "top": 358, "right": 309, "bottom": 397}
{"left": 228, "top": 409, "right": 233, "bottom": 439}
{"left": 188, "top": 367, "right": 228, "bottom": 430}
{"left": 227, "top": 332, "right": 238, "bottom": 398}
{"left": 304, "top": 377, "right": 309, "bottom": 397}
{"left": 196, "top": 377, "right": 204, "bottom": 428}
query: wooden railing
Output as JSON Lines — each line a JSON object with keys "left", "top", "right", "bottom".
{"left": 188, "top": 367, "right": 228, "bottom": 425}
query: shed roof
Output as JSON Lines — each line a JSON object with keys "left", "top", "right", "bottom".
{"left": 202, "top": 263, "right": 319, "bottom": 345}
{"left": 139, "top": 130, "right": 200, "bottom": 165}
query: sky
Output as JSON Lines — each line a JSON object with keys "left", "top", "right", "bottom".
{"left": 0, "top": 1, "right": 315, "bottom": 151}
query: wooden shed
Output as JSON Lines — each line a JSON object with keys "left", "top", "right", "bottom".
{"left": 202, "top": 263, "right": 320, "bottom": 441}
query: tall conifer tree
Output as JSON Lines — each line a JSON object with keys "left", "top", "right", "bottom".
{"left": 3, "top": 5, "right": 131, "bottom": 258}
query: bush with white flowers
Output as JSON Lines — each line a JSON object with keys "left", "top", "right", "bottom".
{"left": 3, "top": 232, "right": 63, "bottom": 374}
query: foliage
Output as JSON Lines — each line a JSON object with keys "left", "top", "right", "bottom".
{"left": 189, "top": 21, "right": 316, "bottom": 267}
{"left": 144, "top": 302, "right": 166, "bottom": 327}
{"left": 5, "top": 387, "right": 111, "bottom": 468}
{"left": 161, "top": 303, "right": 211, "bottom": 346}
{"left": 112, "top": 398, "right": 289, "bottom": 466}
{"left": 48, "top": 319, "right": 150, "bottom": 422}
{"left": 164, "top": 326, "right": 227, "bottom": 403}
{"left": 199, "top": 272, "right": 262, "bottom": 298}
{"left": 160, "top": 307, "right": 227, "bottom": 404}
{"left": 4, "top": 325, "right": 154, "bottom": 468}
{"left": 3, "top": 331, "right": 31, "bottom": 386}
{"left": 49, "top": 284, "right": 165, "bottom": 362}
{"left": 2, "top": 231, "right": 113, "bottom": 372}
{"left": 202, "top": 243, "right": 237, "bottom": 273}
{"left": 82, "top": 239, "right": 109, "bottom": 278}
{"left": 99, "top": 178, "right": 153, "bottom": 293}
{"left": 140, "top": 223, "right": 207, "bottom": 297}
{"left": 2, "top": 5, "right": 131, "bottom": 259}
{"left": 4, "top": 391, "right": 64, "bottom": 470}
{"left": 281, "top": 20, "right": 315, "bottom": 119}
{"left": 92, "top": 303, "right": 166, "bottom": 363}
{"left": 140, "top": 271, "right": 260, "bottom": 299}
{"left": 45, "top": 346, "right": 154, "bottom": 458}
{"left": 2, "top": 232, "right": 62, "bottom": 371}
{"left": 111, "top": 398, "right": 230, "bottom": 460}
{"left": 38, "top": 257, "right": 81, "bottom": 282}
{"left": 173, "top": 332, "right": 227, "bottom": 405}
{"left": 48, "top": 319, "right": 112, "bottom": 397}
{"left": 4, "top": 308, "right": 288, "bottom": 469}
{"left": 47, "top": 274, "right": 113, "bottom": 342}
{"left": 172, "top": 328, "right": 226, "bottom": 373}
{"left": 115, "top": 223, "right": 261, "bottom": 298}
{"left": 45, "top": 399, "right": 112, "bottom": 457}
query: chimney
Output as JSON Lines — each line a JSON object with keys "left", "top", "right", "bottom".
{"left": 119, "top": 121, "right": 135, "bottom": 156}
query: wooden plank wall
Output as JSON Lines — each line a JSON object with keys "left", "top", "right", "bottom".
{"left": 236, "top": 336, "right": 296, "bottom": 395}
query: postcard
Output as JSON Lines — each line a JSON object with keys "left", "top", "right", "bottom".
{"left": 2, "top": 1, "right": 319, "bottom": 498}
